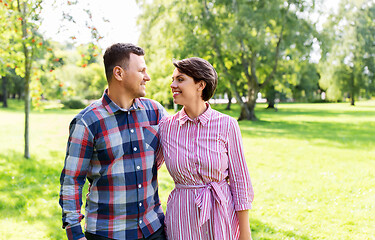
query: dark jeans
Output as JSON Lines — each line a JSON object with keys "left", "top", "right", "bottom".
{"left": 85, "top": 227, "right": 166, "bottom": 240}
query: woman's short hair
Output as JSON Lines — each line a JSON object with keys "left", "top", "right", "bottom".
{"left": 103, "top": 43, "right": 145, "bottom": 82}
{"left": 173, "top": 57, "right": 218, "bottom": 101}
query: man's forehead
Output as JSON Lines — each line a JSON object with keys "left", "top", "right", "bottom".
{"left": 129, "top": 53, "right": 146, "bottom": 65}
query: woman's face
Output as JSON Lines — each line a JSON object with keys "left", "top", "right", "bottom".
{"left": 170, "top": 68, "right": 203, "bottom": 105}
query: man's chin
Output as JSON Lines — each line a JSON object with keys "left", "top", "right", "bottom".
{"left": 138, "top": 91, "right": 146, "bottom": 98}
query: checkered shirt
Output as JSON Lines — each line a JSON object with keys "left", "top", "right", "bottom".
{"left": 59, "top": 90, "right": 167, "bottom": 240}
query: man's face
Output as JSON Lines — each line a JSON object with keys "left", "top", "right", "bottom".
{"left": 122, "top": 53, "right": 150, "bottom": 98}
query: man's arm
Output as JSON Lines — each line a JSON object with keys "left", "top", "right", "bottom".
{"left": 59, "top": 118, "right": 94, "bottom": 240}
{"left": 155, "top": 102, "right": 169, "bottom": 169}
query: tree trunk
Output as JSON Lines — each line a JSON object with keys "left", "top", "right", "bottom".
{"left": 238, "top": 85, "right": 259, "bottom": 121}
{"left": 19, "top": 1, "right": 30, "bottom": 159}
{"left": 24, "top": 73, "right": 30, "bottom": 159}
{"left": 266, "top": 85, "right": 276, "bottom": 109}
{"left": 225, "top": 90, "right": 232, "bottom": 110}
{"left": 350, "top": 91, "right": 355, "bottom": 106}
{"left": 2, "top": 76, "right": 8, "bottom": 108}
{"left": 350, "top": 70, "right": 355, "bottom": 106}
{"left": 239, "top": 100, "right": 257, "bottom": 121}
{"left": 267, "top": 101, "right": 275, "bottom": 109}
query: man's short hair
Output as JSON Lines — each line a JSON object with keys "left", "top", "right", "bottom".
{"left": 173, "top": 57, "right": 218, "bottom": 101}
{"left": 103, "top": 43, "right": 145, "bottom": 82}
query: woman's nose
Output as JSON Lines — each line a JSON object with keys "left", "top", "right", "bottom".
{"left": 170, "top": 80, "right": 177, "bottom": 88}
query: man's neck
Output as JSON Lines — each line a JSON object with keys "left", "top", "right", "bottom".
{"left": 107, "top": 86, "right": 135, "bottom": 110}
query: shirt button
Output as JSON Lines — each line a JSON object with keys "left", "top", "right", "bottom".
{"left": 139, "top": 203, "right": 142, "bottom": 207}
{"left": 138, "top": 184, "right": 142, "bottom": 188}
{"left": 133, "top": 147, "right": 137, "bottom": 151}
{"left": 136, "top": 166, "right": 141, "bottom": 170}
{"left": 139, "top": 220, "right": 142, "bottom": 224}
{"left": 130, "top": 129, "right": 134, "bottom": 133}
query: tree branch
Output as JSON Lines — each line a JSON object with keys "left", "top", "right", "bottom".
{"left": 203, "top": 0, "right": 245, "bottom": 105}
{"left": 260, "top": 2, "right": 290, "bottom": 89}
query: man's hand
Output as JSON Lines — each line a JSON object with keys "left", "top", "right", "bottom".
{"left": 78, "top": 237, "right": 87, "bottom": 240}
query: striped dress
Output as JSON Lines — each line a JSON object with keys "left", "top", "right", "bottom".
{"left": 159, "top": 104, "right": 254, "bottom": 240}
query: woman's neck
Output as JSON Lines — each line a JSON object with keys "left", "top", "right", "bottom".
{"left": 183, "top": 100, "right": 207, "bottom": 120}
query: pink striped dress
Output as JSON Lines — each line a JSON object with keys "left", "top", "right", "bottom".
{"left": 159, "top": 104, "right": 254, "bottom": 240}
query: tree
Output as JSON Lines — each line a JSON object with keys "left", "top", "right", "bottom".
{"left": 1, "top": 0, "right": 45, "bottom": 158}
{"left": 319, "top": 0, "right": 375, "bottom": 105}
{"left": 0, "top": 1, "right": 19, "bottom": 108}
{"left": 137, "top": 0, "right": 318, "bottom": 120}
{"left": 1, "top": 0, "right": 104, "bottom": 158}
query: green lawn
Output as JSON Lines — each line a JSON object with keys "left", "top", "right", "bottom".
{"left": 0, "top": 99, "right": 374, "bottom": 240}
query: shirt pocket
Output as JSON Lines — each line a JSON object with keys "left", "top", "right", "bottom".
{"left": 141, "top": 125, "right": 159, "bottom": 152}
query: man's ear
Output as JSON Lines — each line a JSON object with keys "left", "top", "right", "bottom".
{"left": 113, "top": 66, "right": 125, "bottom": 81}
{"left": 198, "top": 81, "right": 206, "bottom": 91}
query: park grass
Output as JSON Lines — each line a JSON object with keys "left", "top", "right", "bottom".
{"left": 0, "top": 99, "right": 374, "bottom": 239}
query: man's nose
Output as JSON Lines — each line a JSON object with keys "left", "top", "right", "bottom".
{"left": 144, "top": 72, "right": 151, "bottom": 81}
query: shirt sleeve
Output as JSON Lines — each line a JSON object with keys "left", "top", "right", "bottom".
{"left": 155, "top": 116, "right": 168, "bottom": 170}
{"left": 157, "top": 102, "right": 169, "bottom": 120}
{"left": 155, "top": 102, "right": 168, "bottom": 169}
{"left": 226, "top": 117, "right": 254, "bottom": 211}
{"left": 59, "top": 118, "right": 94, "bottom": 240}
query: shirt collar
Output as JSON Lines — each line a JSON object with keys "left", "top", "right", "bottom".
{"left": 101, "top": 89, "right": 144, "bottom": 114}
{"left": 178, "top": 103, "right": 212, "bottom": 126}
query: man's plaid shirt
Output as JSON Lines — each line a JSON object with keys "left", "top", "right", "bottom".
{"left": 59, "top": 90, "right": 167, "bottom": 240}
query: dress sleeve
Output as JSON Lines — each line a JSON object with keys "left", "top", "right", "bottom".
{"left": 59, "top": 118, "right": 94, "bottom": 240}
{"left": 226, "top": 117, "right": 254, "bottom": 211}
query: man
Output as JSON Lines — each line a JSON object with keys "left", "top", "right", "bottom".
{"left": 59, "top": 43, "right": 167, "bottom": 240}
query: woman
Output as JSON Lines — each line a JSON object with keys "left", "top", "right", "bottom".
{"left": 159, "top": 57, "right": 254, "bottom": 240}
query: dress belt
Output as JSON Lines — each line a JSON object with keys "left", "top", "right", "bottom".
{"left": 175, "top": 179, "right": 230, "bottom": 238}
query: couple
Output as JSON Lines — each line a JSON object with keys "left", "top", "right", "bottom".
{"left": 59, "top": 43, "right": 254, "bottom": 240}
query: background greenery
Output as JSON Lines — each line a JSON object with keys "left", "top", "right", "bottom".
{"left": 1, "top": 0, "right": 375, "bottom": 239}
{"left": 0, "top": 99, "right": 374, "bottom": 240}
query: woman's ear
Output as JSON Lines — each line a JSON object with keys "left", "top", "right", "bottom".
{"left": 198, "top": 81, "right": 206, "bottom": 91}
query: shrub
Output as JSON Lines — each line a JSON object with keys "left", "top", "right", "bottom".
{"left": 61, "top": 98, "right": 86, "bottom": 109}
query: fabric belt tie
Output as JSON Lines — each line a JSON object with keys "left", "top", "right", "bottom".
{"left": 175, "top": 179, "right": 230, "bottom": 238}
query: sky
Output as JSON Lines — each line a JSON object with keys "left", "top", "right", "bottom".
{"left": 40, "top": 0, "right": 341, "bottom": 51}
{"left": 40, "top": 0, "right": 141, "bottom": 49}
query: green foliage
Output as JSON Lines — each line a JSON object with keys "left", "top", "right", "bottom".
{"left": 137, "top": 0, "right": 319, "bottom": 120}
{"left": 69, "top": 63, "right": 107, "bottom": 100}
{"left": 319, "top": 0, "right": 375, "bottom": 104}
{"left": 271, "top": 59, "right": 320, "bottom": 102}
{"left": 20, "top": 42, "right": 106, "bottom": 102}
{"left": 61, "top": 98, "right": 86, "bottom": 109}
{"left": 1, "top": 100, "right": 375, "bottom": 239}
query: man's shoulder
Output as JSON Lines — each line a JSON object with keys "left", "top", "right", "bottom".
{"left": 72, "top": 99, "right": 103, "bottom": 124}
{"left": 138, "top": 97, "right": 164, "bottom": 110}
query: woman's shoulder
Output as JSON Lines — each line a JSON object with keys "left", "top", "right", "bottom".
{"left": 210, "top": 108, "right": 237, "bottom": 124}
{"left": 159, "top": 111, "right": 179, "bottom": 126}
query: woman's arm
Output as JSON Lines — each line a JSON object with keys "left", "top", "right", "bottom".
{"left": 237, "top": 210, "right": 252, "bottom": 240}
{"left": 225, "top": 116, "right": 254, "bottom": 240}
